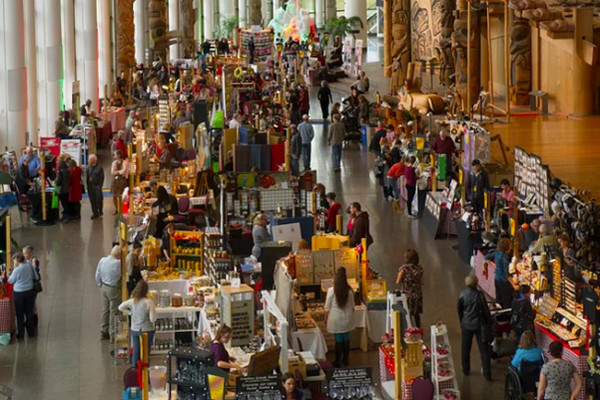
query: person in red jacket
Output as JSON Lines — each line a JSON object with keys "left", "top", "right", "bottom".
{"left": 67, "top": 158, "right": 83, "bottom": 221}
{"left": 387, "top": 157, "right": 406, "bottom": 200}
{"left": 114, "top": 130, "right": 128, "bottom": 158}
{"left": 325, "top": 192, "right": 342, "bottom": 233}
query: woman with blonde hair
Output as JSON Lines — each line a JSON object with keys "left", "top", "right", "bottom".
{"left": 252, "top": 213, "right": 270, "bottom": 259}
{"left": 118, "top": 280, "right": 156, "bottom": 368}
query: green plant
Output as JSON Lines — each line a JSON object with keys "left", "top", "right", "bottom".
{"left": 219, "top": 16, "right": 239, "bottom": 39}
{"left": 323, "top": 16, "right": 364, "bottom": 39}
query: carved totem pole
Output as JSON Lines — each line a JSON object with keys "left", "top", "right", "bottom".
{"left": 249, "top": 0, "right": 263, "bottom": 26}
{"left": 148, "top": 0, "right": 180, "bottom": 62}
{"left": 389, "top": 0, "right": 411, "bottom": 93}
{"left": 510, "top": 19, "right": 532, "bottom": 105}
{"left": 438, "top": 0, "right": 456, "bottom": 87}
{"left": 116, "top": 0, "right": 136, "bottom": 75}
{"left": 451, "top": 4, "right": 479, "bottom": 113}
{"left": 180, "top": 0, "right": 196, "bottom": 58}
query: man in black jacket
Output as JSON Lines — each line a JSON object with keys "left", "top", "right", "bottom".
{"left": 349, "top": 202, "right": 373, "bottom": 248}
{"left": 467, "top": 159, "right": 490, "bottom": 212}
{"left": 369, "top": 124, "right": 393, "bottom": 154}
{"left": 86, "top": 154, "right": 105, "bottom": 219}
{"left": 457, "top": 274, "right": 492, "bottom": 381}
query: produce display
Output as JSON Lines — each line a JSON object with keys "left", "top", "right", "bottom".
{"left": 171, "top": 230, "right": 204, "bottom": 275}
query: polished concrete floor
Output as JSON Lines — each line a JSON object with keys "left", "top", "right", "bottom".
{"left": 0, "top": 48, "right": 513, "bottom": 399}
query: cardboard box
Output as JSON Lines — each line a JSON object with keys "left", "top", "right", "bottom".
{"left": 281, "top": 352, "right": 307, "bottom": 378}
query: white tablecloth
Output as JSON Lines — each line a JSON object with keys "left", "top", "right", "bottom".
{"left": 292, "top": 328, "right": 328, "bottom": 361}
{"left": 353, "top": 305, "right": 386, "bottom": 343}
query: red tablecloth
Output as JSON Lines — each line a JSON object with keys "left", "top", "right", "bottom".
{"left": 97, "top": 121, "right": 112, "bottom": 148}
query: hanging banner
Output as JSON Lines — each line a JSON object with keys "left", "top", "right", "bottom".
{"left": 354, "top": 39, "right": 363, "bottom": 76}
{"left": 40, "top": 137, "right": 61, "bottom": 159}
{"left": 343, "top": 37, "right": 353, "bottom": 76}
{"left": 60, "top": 139, "right": 82, "bottom": 165}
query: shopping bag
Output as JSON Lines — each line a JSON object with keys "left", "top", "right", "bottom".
{"left": 51, "top": 188, "right": 59, "bottom": 209}
{"left": 0, "top": 333, "right": 10, "bottom": 346}
{"left": 211, "top": 110, "right": 224, "bottom": 129}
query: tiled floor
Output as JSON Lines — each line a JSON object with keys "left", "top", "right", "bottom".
{"left": 0, "top": 47, "right": 509, "bottom": 399}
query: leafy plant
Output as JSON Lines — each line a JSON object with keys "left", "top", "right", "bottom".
{"left": 323, "top": 16, "right": 364, "bottom": 39}
{"left": 213, "top": 16, "right": 239, "bottom": 39}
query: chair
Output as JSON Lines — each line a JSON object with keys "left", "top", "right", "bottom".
{"left": 171, "top": 196, "right": 190, "bottom": 224}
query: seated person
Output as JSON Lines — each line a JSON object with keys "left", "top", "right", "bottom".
{"left": 510, "top": 330, "right": 543, "bottom": 372}
{"left": 327, "top": 36, "right": 343, "bottom": 69}
{"left": 529, "top": 224, "right": 557, "bottom": 254}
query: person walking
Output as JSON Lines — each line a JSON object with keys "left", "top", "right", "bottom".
{"left": 317, "top": 81, "right": 333, "bottom": 121}
{"left": 457, "top": 274, "right": 492, "bottom": 381}
{"left": 67, "top": 159, "right": 83, "bottom": 221}
{"left": 328, "top": 113, "right": 345, "bottom": 172}
{"left": 325, "top": 267, "right": 355, "bottom": 367}
{"left": 404, "top": 156, "right": 418, "bottom": 218}
{"left": 118, "top": 280, "right": 156, "bottom": 368}
{"left": 96, "top": 245, "right": 122, "bottom": 342}
{"left": 396, "top": 249, "right": 424, "bottom": 328}
{"left": 289, "top": 125, "right": 301, "bottom": 176}
{"left": 111, "top": 150, "right": 129, "bottom": 214}
{"left": 297, "top": 114, "right": 314, "bottom": 171}
{"left": 56, "top": 160, "right": 72, "bottom": 222}
{"left": 8, "top": 253, "right": 39, "bottom": 339}
{"left": 538, "top": 341, "right": 582, "bottom": 400}
{"left": 348, "top": 202, "right": 373, "bottom": 248}
{"left": 86, "top": 154, "right": 105, "bottom": 219}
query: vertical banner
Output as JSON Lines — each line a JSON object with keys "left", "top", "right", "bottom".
{"left": 354, "top": 39, "right": 363, "bottom": 76}
{"left": 343, "top": 37, "right": 354, "bottom": 76}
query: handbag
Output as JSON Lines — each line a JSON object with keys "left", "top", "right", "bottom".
{"left": 477, "top": 291, "right": 493, "bottom": 343}
{"left": 29, "top": 263, "right": 42, "bottom": 294}
{"left": 51, "top": 187, "right": 59, "bottom": 209}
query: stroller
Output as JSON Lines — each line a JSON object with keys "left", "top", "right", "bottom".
{"left": 340, "top": 106, "right": 362, "bottom": 147}
{"left": 489, "top": 305, "right": 517, "bottom": 359}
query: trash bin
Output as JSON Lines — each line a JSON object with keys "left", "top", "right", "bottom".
{"left": 361, "top": 125, "right": 368, "bottom": 147}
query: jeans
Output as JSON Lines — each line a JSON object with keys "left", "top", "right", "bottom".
{"left": 132, "top": 330, "right": 155, "bottom": 368}
{"left": 290, "top": 157, "right": 300, "bottom": 176}
{"left": 14, "top": 289, "right": 36, "bottom": 337}
{"left": 388, "top": 178, "right": 399, "bottom": 200}
{"left": 331, "top": 145, "right": 342, "bottom": 168}
{"left": 461, "top": 327, "right": 491, "bottom": 378}
{"left": 406, "top": 185, "right": 416, "bottom": 215}
{"left": 88, "top": 185, "right": 103, "bottom": 216}
{"left": 101, "top": 284, "right": 121, "bottom": 338}
{"left": 301, "top": 143, "right": 311, "bottom": 170}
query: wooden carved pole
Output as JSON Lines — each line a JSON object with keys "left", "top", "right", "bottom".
{"left": 509, "top": 19, "right": 532, "bottom": 106}
{"left": 116, "top": 0, "right": 136, "bottom": 82}
{"left": 383, "top": 0, "right": 392, "bottom": 78}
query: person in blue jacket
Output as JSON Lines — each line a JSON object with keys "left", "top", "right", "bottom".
{"left": 485, "top": 237, "right": 514, "bottom": 308}
{"left": 511, "top": 330, "right": 543, "bottom": 372}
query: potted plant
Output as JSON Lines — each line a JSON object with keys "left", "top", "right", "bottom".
{"left": 322, "top": 16, "right": 364, "bottom": 40}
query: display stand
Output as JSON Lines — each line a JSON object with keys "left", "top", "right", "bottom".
{"left": 422, "top": 191, "right": 457, "bottom": 239}
{"left": 385, "top": 292, "right": 412, "bottom": 333}
{"left": 261, "top": 290, "right": 289, "bottom": 373}
{"left": 153, "top": 306, "right": 202, "bottom": 354}
{"left": 431, "top": 324, "right": 460, "bottom": 399}
{"left": 221, "top": 284, "right": 254, "bottom": 347}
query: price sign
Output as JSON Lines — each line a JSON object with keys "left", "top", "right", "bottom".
{"left": 236, "top": 375, "right": 282, "bottom": 399}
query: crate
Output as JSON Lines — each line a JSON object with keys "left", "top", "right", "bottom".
{"left": 281, "top": 352, "right": 307, "bottom": 378}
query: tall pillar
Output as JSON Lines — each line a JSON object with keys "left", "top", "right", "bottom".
{"left": 3, "top": 0, "right": 28, "bottom": 149}
{"left": 24, "top": 0, "right": 38, "bottom": 144}
{"left": 169, "top": 0, "right": 180, "bottom": 60}
{"left": 180, "top": 0, "right": 196, "bottom": 58}
{"left": 315, "top": 0, "right": 324, "bottom": 28}
{"left": 37, "top": 0, "right": 63, "bottom": 138}
{"left": 238, "top": 0, "right": 247, "bottom": 28}
{"left": 325, "top": 0, "right": 336, "bottom": 21}
{"left": 203, "top": 0, "right": 215, "bottom": 39}
{"left": 134, "top": 0, "right": 148, "bottom": 64}
{"left": 220, "top": 0, "right": 236, "bottom": 20}
{"left": 62, "top": 0, "right": 76, "bottom": 109}
{"left": 98, "top": 0, "right": 113, "bottom": 96}
{"left": 82, "top": 0, "right": 99, "bottom": 113}
{"left": 345, "top": 0, "right": 367, "bottom": 46}
{"left": 115, "top": 0, "right": 136, "bottom": 78}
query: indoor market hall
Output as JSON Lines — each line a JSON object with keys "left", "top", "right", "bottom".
{"left": 1, "top": 1, "right": 600, "bottom": 400}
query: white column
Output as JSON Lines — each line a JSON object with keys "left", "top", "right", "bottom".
{"left": 169, "top": 0, "right": 180, "bottom": 60}
{"left": 3, "top": 0, "right": 28, "bottom": 150}
{"left": 325, "top": 0, "right": 336, "bottom": 21}
{"left": 134, "top": 0, "right": 147, "bottom": 64}
{"left": 82, "top": 0, "right": 99, "bottom": 113}
{"left": 238, "top": 0, "right": 247, "bottom": 28}
{"left": 344, "top": 0, "right": 367, "bottom": 45}
{"left": 24, "top": 0, "right": 38, "bottom": 144}
{"left": 62, "top": 0, "right": 76, "bottom": 109}
{"left": 315, "top": 0, "right": 324, "bottom": 28}
{"left": 220, "top": 0, "right": 235, "bottom": 20}
{"left": 97, "top": 0, "right": 112, "bottom": 96}
{"left": 203, "top": 0, "right": 214, "bottom": 39}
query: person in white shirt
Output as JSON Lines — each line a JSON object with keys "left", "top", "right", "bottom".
{"left": 119, "top": 280, "right": 156, "bottom": 368}
{"left": 96, "top": 246, "right": 122, "bottom": 341}
{"left": 229, "top": 114, "right": 242, "bottom": 129}
{"left": 325, "top": 267, "right": 355, "bottom": 367}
